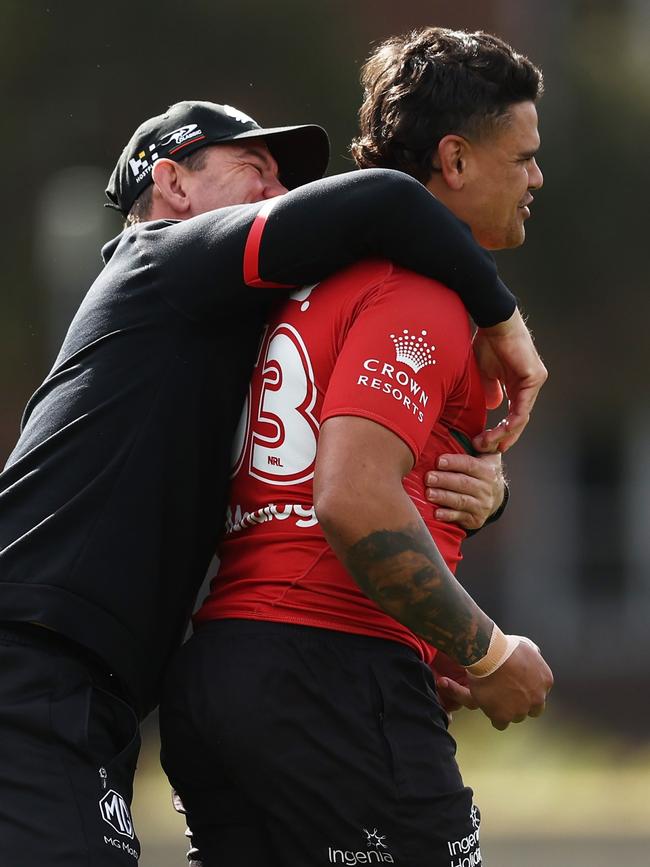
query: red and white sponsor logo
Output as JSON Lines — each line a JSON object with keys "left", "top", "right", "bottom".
{"left": 357, "top": 358, "right": 429, "bottom": 423}
{"left": 390, "top": 329, "right": 436, "bottom": 373}
{"left": 355, "top": 330, "right": 436, "bottom": 423}
{"left": 225, "top": 501, "right": 318, "bottom": 534}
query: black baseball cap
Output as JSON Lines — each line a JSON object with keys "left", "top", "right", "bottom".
{"left": 105, "top": 100, "right": 330, "bottom": 216}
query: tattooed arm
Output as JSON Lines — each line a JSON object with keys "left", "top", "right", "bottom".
{"left": 314, "top": 416, "right": 553, "bottom": 729}
{"left": 348, "top": 524, "right": 493, "bottom": 662}
{"left": 314, "top": 417, "right": 493, "bottom": 663}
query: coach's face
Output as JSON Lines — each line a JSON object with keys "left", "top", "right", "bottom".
{"left": 185, "top": 138, "right": 288, "bottom": 215}
{"left": 429, "top": 101, "right": 543, "bottom": 250}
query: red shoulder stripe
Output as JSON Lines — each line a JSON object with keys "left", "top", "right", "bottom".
{"left": 243, "top": 197, "right": 295, "bottom": 289}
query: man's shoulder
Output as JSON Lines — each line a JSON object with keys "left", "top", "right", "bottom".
{"left": 319, "top": 259, "right": 464, "bottom": 306}
{"left": 101, "top": 219, "right": 180, "bottom": 265}
{"left": 388, "top": 263, "right": 462, "bottom": 300}
{"left": 317, "top": 258, "right": 395, "bottom": 292}
{"left": 309, "top": 260, "right": 470, "bottom": 339}
{"left": 386, "top": 264, "right": 472, "bottom": 335}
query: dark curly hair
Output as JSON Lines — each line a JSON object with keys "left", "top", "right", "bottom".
{"left": 351, "top": 27, "right": 543, "bottom": 184}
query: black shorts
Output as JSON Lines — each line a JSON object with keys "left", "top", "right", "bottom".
{"left": 160, "top": 619, "right": 482, "bottom": 867}
{"left": 0, "top": 623, "right": 141, "bottom": 866}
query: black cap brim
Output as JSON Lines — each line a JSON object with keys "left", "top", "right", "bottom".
{"left": 228, "top": 124, "right": 330, "bottom": 190}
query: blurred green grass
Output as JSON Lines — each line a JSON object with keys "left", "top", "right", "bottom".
{"left": 453, "top": 707, "right": 650, "bottom": 836}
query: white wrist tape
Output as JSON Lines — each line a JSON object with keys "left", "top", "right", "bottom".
{"left": 465, "top": 626, "right": 539, "bottom": 678}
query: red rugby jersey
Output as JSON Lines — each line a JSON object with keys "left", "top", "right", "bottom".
{"left": 195, "top": 259, "right": 487, "bottom": 663}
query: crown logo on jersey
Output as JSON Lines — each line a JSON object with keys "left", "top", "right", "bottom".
{"left": 390, "top": 329, "right": 436, "bottom": 372}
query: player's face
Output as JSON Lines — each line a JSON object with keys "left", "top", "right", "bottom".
{"left": 185, "top": 139, "right": 288, "bottom": 215}
{"left": 432, "top": 101, "right": 543, "bottom": 250}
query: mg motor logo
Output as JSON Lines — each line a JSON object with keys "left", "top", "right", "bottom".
{"left": 100, "top": 789, "right": 134, "bottom": 839}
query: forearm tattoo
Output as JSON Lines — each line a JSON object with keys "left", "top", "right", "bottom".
{"left": 345, "top": 523, "right": 493, "bottom": 665}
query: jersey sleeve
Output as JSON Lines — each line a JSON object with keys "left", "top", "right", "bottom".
{"left": 138, "top": 169, "right": 516, "bottom": 326}
{"left": 321, "top": 268, "right": 473, "bottom": 462}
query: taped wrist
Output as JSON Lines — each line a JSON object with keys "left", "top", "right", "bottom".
{"left": 465, "top": 625, "right": 519, "bottom": 678}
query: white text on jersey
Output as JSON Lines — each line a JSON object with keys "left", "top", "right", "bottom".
{"left": 226, "top": 502, "right": 318, "bottom": 534}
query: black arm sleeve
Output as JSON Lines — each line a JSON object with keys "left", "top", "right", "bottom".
{"left": 254, "top": 169, "right": 516, "bottom": 328}
{"left": 152, "top": 168, "right": 515, "bottom": 326}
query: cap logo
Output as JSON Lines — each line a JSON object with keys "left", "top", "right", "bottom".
{"left": 223, "top": 104, "right": 257, "bottom": 126}
{"left": 128, "top": 123, "right": 206, "bottom": 183}
{"left": 128, "top": 143, "right": 159, "bottom": 181}
{"left": 158, "top": 123, "right": 203, "bottom": 147}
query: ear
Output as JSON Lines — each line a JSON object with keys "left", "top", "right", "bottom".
{"left": 436, "top": 134, "right": 472, "bottom": 191}
{"left": 150, "top": 159, "right": 192, "bottom": 216}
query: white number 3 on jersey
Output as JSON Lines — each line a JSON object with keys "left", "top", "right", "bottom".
{"left": 231, "top": 323, "right": 319, "bottom": 486}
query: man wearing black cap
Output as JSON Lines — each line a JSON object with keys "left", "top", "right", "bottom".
{"left": 106, "top": 101, "right": 330, "bottom": 214}
{"left": 0, "top": 97, "right": 543, "bottom": 866}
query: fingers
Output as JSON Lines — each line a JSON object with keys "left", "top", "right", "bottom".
{"left": 426, "top": 480, "right": 485, "bottom": 505}
{"left": 495, "top": 362, "right": 548, "bottom": 451}
{"left": 527, "top": 675, "right": 552, "bottom": 719}
{"left": 437, "top": 677, "right": 479, "bottom": 711}
{"left": 481, "top": 375, "right": 504, "bottom": 410}
{"left": 426, "top": 498, "right": 498, "bottom": 529}
{"left": 472, "top": 418, "right": 510, "bottom": 453}
{"left": 424, "top": 453, "right": 504, "bottom": 528}
{"left": 433, "top": 510, "right": 481, "bottom": 529}
{"left": 428, "top": 452, "right": 502, "bottom": 479}
{"left": 490, "top": 703, "right": 546, "bottom": 730}
{"left": 527, "top": 703, "right": 546, "bottom": 719}
{"left": 498, "top": 393, "right": 537, "bottom": 450}
{"left": 472, "top": 308, "right": 548, "bottom": 452}
{"left": 475, "top": 397, "right": 536, "bottom": 453}
{"left": 469, "top": 639, "right": 553, "bottom": 730}
{"left": 424, "top": 486, "right": 485, "bottom": 530}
